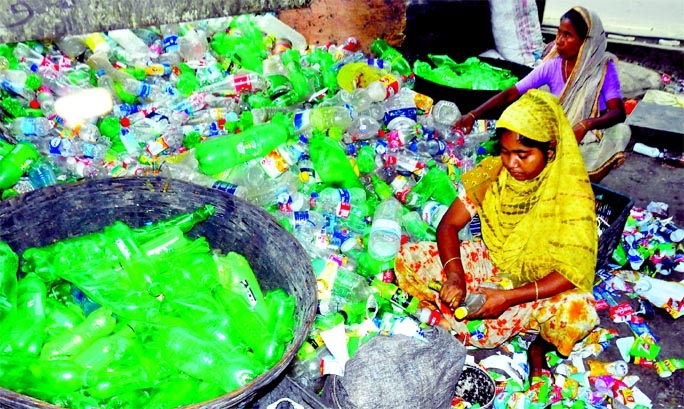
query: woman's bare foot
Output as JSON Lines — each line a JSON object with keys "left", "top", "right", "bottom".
{"left": 527, "top": 335, "right": 554, "bottom": 380}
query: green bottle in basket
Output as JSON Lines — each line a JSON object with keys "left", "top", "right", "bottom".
{"left": 44, "top": 297, "right": 84, "bottom": 339}
{"left": 194, "top": 121, "right": 289, "bottom": 175}
{"left": 40, "top": 307, "right": 117, "bottom": 359}
{"left": 131, "top": 203, "right": 215, "bottom": 244}
{"left": 22, "top": 359, "right": 88, "bottom": 400}
{"left": 0, "top": 272, "right": 47, "bottom": 356}
{"left": 159, "top": 325, "right": 262, "bottom": 393}
{"left": 145, "top": 376, "right": 204, "bottom": 409}
{"left": 0, "top": 241, "right": 19, "bottom": 322}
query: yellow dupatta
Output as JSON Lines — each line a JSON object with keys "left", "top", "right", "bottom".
{"left": 461, "top": 90, "right": 597, "bottom": 292}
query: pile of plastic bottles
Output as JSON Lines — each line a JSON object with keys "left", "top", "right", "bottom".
{"left": 0, "top": 204, "right": 298, "bottom": 407}
{"left": 0, "top": 12, "right": 507, "bottom": 408}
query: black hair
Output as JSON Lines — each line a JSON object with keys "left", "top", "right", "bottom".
{"left": 496, "top": 128, "right": 553, "bottom": 161}
{"left": 561, "top": 9, "right": 589, "bottom": 41}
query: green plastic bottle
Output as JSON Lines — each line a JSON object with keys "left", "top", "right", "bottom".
{"left": 40, "top": 307, "right": 117, "bottom": 359}
{"left": 0, "top": 273, "right": 47, "bottom": 356}
{"left": 367, "top": 275, "right": 419, "bottom": 315}
{"left": 370, "top": 38, "right": 412, "bottom": 77}
{"left": 0, "top": 139, "right": 40, "bottom": 189}
{"left": 308, "top": 131, "right": 364, "bottom": 190}
{"left": 194, "top": 122, "right": 289, "bottom": 175}
{"left": 0, "top": 241, "right": 18, "bottom": 322}
{"left": 158, "top": 325, "right": 262, "bottom": 393}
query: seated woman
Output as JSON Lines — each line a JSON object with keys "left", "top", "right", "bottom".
{"left": 394, "top": 89, "right": 600, "bottom": 382}
{"left": 454, "top": 6, "right": 630, "bottom": 182}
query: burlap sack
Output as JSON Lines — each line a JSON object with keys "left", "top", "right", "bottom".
{"left": 321, "top": 326, "right": 467, "bottom": 409}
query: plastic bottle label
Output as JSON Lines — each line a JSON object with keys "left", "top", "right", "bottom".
{"left": 21, "top": 118, "right": 39, "bottom": 137}
{"left": 293, "top": 111, "right": 311, "bottom": 132}
{"left": 211, "top": 181, "right": 239, "bottom": 195}
{"left": 260, "top": 150, "right": 289, "bottom": 178}
{"left": 371, "top": 219, "right": 401, "bottom": 236}
{"left": 422, "top": 201, "right": 448, "bottom": 228}
{"left": 137, "top": 82, "right": 153, "bottom": 98}
{"left": 383, "top": 107, "right": 418, "bottom": 127}
{"left": 377, "top": 74, "right": 400, "bottom": 99}
{"left": 238, "top": 280, "right": 258, "bottom": 307}
{"left": 48, "top": 137, "right": 63, "bottom": 155}
{"left": 162, "top": 35, "right": 179, "bottom": 53}
{"left": 232, "top": 74, "right": 255, "bottom": 93}
{"left": 389, "top": 287, "right": 414, "bottom": 311}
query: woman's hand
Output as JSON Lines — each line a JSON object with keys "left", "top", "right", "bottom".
{"left": 453, "top": 112, "right": 476, "bottom": 135}
{"left": 467, "top": 287, "right": 511, "bottom": 320}
{"left": 572, "top": 121, "right": 589, "bottom": 143}
{"left": 439, "top": 275, "right": 467, "bottom": 311}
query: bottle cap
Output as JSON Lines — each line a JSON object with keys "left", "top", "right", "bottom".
{"left": 454, "top": 306, "right": 468, "bottom": 320}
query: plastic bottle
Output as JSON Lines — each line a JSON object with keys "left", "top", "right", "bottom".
{"left": 430, "top": 279, "right": 508, "bottom": 319}
{"left": 0, "top": 140, "right": 41, "bottom": 189}
{"left": 413, "top": 307, "right": 442, "bottom": 326}
{"left": 27, "top": 158, "right": 58, "bottom": 189}
{"left": 316, "top": 187, "right": 367, "bottom": 218}
{"left": 255, "top": 13, "right": 308, "bottom": 52}
{"left": 159, "top": 159, "right": 248, "bottom": 198}
{"left": 409, "top": 137, "right": 447, "bottom": 160}
{"left": 633, "top": 143, "right": 661, "bottom": 158}
{"left": 431, "top": 100, "right": 461, "bottom": 126}
{"left": 369, "top": 38, "right": 412, "bottom": 77}
{"left": 368, "top": 197, "right": 403, "bottom": 262}
{"left": 632, "top": 143, "right": 684, "bottom": 167}
{"left": 382, "top": 87, "right": 418, "bottom": 130}
{"left": 367, "top": 276, "right": 419, "bottom": 314}
{"left": 9, "top": 116, "right": 53, "bottom": 138}
{"left": 308, "top": 131, "right": 365, "bottom": 189}
{"left": 402, "top": 210, "right": 437, "bottom": 242}
{"left": 40, "top": 307, "right": 117, "bottom": 359}
{"left": 55, "top": 35, "right": 87, "bottom": 58}
{"left": 199, "top": 72, "right": 268, "bottom": 95}
{"left": 0, "top": 273, "right": 46, "bottom": 356}
{"left": 345, "top": 115, "right": 382, "bottom": 143}
{"left": 178, "top": 26, "right": 208, "bottom": 62}
{"left": 44, "top": 297, "right": 84, "bottom": 339}
{"left": 293, "top": 105, "right": 354, "bottom": 134}
{"left": 108, "top": 29, "right": 151, "bottom": 64}
{"left": 161, "top": 23, "right": 181, "bottom": 54}
{"left": 0, "top": 242, "right": 18, "bottom": 322}
{"left": 420, "top": 200, "right": 449, "bottom": 229}
{"left": 194, "top": 121, "right": 289, "bottom": 175}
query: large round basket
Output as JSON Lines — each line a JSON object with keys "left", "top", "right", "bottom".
{"left": 0, "top": 176, "right": 317, "bottom": 408}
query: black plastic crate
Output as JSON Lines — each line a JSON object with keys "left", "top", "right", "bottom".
{"left": 592, "top": 183, "right": 634, "bottom": 269}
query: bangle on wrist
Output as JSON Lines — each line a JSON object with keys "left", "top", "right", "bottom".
{"left": 466, "top": 112, "right": 475, "bottom": 121}
{"left": 579, "top": 121, "right": 588, "bottom": 131}
{"left": 442, "top": 256, "right": 461, "bottom": 270}
{"left": 534, "top": 281, "right": 539, "bottom": 302}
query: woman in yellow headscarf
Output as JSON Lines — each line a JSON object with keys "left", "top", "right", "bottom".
{"left": 394, "top": 89, "right": 599, "bottom": 382}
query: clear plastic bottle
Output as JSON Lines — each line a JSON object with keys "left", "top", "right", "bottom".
{"left": 431, "top": 100, "right": 461, "bottom": 126}
{"left": 178, "top": 26, "right": 208, "bottom": 62}
{"left": 27, "top": 159, "right": 58, "bottom": 189}
{"left": 255, "top": 13, "right": 308, "bottom": 52}
{"left": 107, "top": 29, "right": 151, "bottom": 64}
{"left": 368, "top": 197, "right": 403, "bottom": 262}
{"left": 293, "top": 105, "right": 355, "bottom": 134}
{"left": 315, "top": 187, "right": 367, "bottom": 218}
{"left": 55, "top": 35, "right": 87, "bottom": 58}
{"left": 199, "top": 72, "right": 267, "bottom": 94}
{"left": 159, "top": 157, "right": 248, "bottom": 198}
{"left": 382, "top": 87, "right": 418, "bottom": 130}
{"left": 9, "top": 116, "right": 53, "bottom": 138}
{"left": 344, "top": 115, "right": 381, "bottom": 143}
